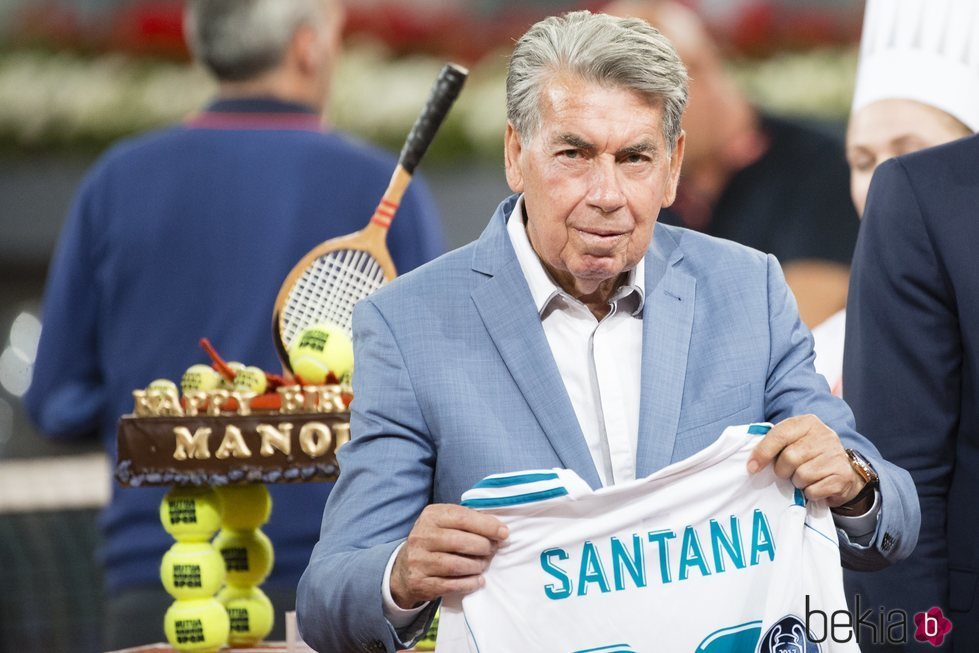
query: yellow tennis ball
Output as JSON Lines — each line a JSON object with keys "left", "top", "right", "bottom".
{"left": 163, "top": 598, "right": 230, "bottom": 653}
{"left": 218, "top": 585, "right": 274, "bottom": 646}
{"left": 232, "top": 366, "right": 268, "bottom": 395}
{"left": 219, "top": 362, "right": 245, "bottom": 390}
{"left": 213, "top": 527, "right": 274, "bottom": 586}
{"left": 181, "top": 364, "right": 221, "bottom": 394}
{"left": 160, "top": 486, "right": 224, "bottom": 543}
{"left": 216, "top": 484, "right": 272, "bottom": 531}
{"left": 146, "top": 378, "right": 179, "bottom": 394}
{"left": 287, "top": 323, "right": 353, "bottom": 385}
{"left": 160, "top": 542, "right": 227, "bottom": 600}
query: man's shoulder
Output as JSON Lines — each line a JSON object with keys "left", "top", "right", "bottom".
{"left": 658, "top": 222, "right": 769, "bottom": 269}
{"left": 95, "top": 123, "right": 398, "bottom": 173}
{"left": 895, "top": 133, "right": 979, "bottom": 181}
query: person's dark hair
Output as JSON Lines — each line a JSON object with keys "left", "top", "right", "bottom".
{"left": 184, "top": 0, "right": 328, "bottom": 82}
{"left": 507, "top": 10, "right": 688, "bottom": 151}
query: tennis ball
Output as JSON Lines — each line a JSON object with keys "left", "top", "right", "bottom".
{"left": 287, "top": 323, "right": 354, "bottom": 385}
{"left": 218, "top": 585, "right": 274, "bottom": 646}
{"left": 163, "top": 597, "right": 230, "bottom": 653}
{"left": 181, "top": 364, "right": 221, "bottom": 394}
{"left": 216, "top": 484, "right": 272, "bottom": 531}
{"left": 213, "top": 527, "right": 274, "bottom": 586}
{"left": 232, "top": 366, "right": 268, "bottom": 395}
{"left": 160, "top": 542, "right": 226, "bottom": 600}
{"left": 146, "top": 378, "right": 179, "bottom": 395}
{"left": 160, "top": 486, "right": 224, "bottom": 543}
{"left": 218, "top": 361, "right": 245, "bottom": 390}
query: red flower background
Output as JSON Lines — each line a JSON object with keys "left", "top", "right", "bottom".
{"left": 3, "top": 0, "right": 863, "bottom": 62}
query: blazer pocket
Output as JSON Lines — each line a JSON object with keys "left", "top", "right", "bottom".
{"left": 949, "top": 568, "right": 978, "bottom": 613}
{"left": 676, "top": 383, "right": 753, "bottom": 437}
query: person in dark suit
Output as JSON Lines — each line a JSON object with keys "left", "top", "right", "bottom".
{"left": 838, "top": 1, "right": 979, "bottom": 650}
{"left": 845, "top": 133, "right": 979, "bottom": 650}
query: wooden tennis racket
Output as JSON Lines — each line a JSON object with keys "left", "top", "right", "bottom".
{"left": 272, "top": 63, "right": 468, "bottom": 371}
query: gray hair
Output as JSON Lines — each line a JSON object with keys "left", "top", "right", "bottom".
{"left": 506, "top": 10, "right": 688, "bottom": 150}
{"left": 184, "top": 0, "right": 328, "bottom": 82}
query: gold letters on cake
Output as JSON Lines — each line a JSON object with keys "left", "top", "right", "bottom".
{"left": 173, "top": 426, "right": 213, "bottom": 460}
{"left": 171, "top": 421, "right": 345, "bottom": 461}
{"left": 258, "top": 424, "right": 293, "bottom": 457}
{"left": 135, "top": 385, "right": 347, "bottom": 417}
{"left": 299, "top": 423, "right": 332, "bottom": 457}
{"left": 215, "top": 425, "right": 252, "bottom": 459}
{"left": 184, "top": 391, "right": 208, "bottom": 416}
{"left": 278, "top": 386, "right": 306, "bottom": 413}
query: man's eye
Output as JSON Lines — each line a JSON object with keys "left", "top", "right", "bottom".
{"left": 848, "top": 156, "right": 875, "bottom": 173}
{"left": 624, "top": 153, "right": 648, "bottom": 164}
{"left": 560, "top": 149, "right": 580, "bottom": 159}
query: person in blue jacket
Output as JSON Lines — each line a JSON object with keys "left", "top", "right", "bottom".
{"left": 23, "top": 0, "right": 445, "bottom": 648}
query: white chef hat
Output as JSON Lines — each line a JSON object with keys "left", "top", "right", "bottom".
{"left": 852, "top": 0, "right": 979, "bottom": 132}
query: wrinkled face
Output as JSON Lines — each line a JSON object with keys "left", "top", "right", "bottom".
{"left": 504, "top": 74, "right": 684, "bottom": 299}
{"left": 846, "top": 98, "right": 971, "bottom": 216}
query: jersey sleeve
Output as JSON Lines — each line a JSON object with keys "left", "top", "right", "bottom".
{"left": 460, "top": 469, "right": 593, "bottom": 510}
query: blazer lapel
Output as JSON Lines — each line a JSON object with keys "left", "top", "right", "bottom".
{"left": 470, "top": 198, "right": 602, "bottom": 489}
{"left": 636, "top": 225, "right": 697, "bottom": 477}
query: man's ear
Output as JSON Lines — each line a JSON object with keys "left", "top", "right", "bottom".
{"left": 292, "top": 23, "right": 319, "bottom": 76}
{"left": 503, "top": 122, "right": 525, "bottom": 193}
{"left": 662, "top": 129, "right": 685, "bottom": 207}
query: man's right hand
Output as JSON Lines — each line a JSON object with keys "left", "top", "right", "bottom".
{"left": 390, "top": 503, "right": 509, "bottom": 609}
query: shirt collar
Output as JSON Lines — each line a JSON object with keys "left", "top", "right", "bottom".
{"left": 186, "top": 96, "right": 324, "bottom": 131}
{"left": 506, "top": 195, "right": 646, "bottom": 317}
{"left": 205, "top": 97, "right": 319, "bottom": 115}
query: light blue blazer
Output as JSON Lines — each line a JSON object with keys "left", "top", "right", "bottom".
{"left": 298, "top": 195, "right": 919, "bottom": 653}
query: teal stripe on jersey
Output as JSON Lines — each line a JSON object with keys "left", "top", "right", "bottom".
{"left": 572, "top": 644, "right": 635, "bottom": 653}
{"left": 464, "top": 614, "right": 482, "bottom": 653}
{"left": 461, "top": 487, "right": 568, "bottom": 509}
{"left": 695, "top": 620, "right": 763, "bottom": 652}
{"left": 794, "top": 488, "right": 806, "bottom": 506}
{"left": 805, "top": 522, "right": 838, "bottom": 547}
{"left": 471, "top": 472, "right": 560, "bottom": 489}
{"left": 747, "top": 424, "right": 771, "bottom": 435}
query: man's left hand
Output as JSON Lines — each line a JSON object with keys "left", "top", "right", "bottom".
{"left": 747, "top": 414, "right": 866, "bottom": 508}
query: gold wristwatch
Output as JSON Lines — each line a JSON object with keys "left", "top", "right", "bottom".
{"left": 834, "top": 449, "right": 879, "bottom": 515}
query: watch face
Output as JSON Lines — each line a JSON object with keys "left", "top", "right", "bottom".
{"left": 847, "top": 449, "right": 878, "bottom": 484}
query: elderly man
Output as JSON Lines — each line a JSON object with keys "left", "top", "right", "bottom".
{"left": 24, "top": 0, "right": 444, "bottom": 648}
{"left": 297, "top": 10, "right": 917, "bottom": 653}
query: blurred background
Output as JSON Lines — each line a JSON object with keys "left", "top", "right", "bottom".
{"left": 0, "top": 1, "right": 863, "bottom": 651}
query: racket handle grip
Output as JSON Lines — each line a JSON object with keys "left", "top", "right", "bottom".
{"left": 399, "top": 63, "right": 469, "bottom": 175}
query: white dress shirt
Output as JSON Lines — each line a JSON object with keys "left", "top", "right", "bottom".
{"left": 506, "top": 195, "right": 644, "bottom": 486}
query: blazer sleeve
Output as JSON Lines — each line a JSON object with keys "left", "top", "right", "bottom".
{"left": 762, "top": 252, "right": 920, "bottom": 570}
{"left": 297, "top": 298, "right": 439, "bottom": 653}
{"left": 843, "top": 157, "right": 957, "bottom": 609}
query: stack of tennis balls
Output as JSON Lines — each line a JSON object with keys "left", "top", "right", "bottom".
{"left": 213, "top": 483, "right": 275, "bottom": 646}
{"left": 159, "top": 486, "right": 229, "bottom": 653}
{"left": 287, "top": 322, "right": 354, "bottom": 385}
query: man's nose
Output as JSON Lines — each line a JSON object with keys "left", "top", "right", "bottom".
{"left": 587, "top": 157, "right": 625, "bottom": 214}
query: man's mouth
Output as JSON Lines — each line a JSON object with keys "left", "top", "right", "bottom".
{"left": 574, "top": 227, "right": 627, "bottom": 245}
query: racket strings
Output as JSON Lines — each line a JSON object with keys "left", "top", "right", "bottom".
{"left": 281, "top": 249, "right": 387, "bottom": 346}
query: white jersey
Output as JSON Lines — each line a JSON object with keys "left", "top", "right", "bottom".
{"left": 436, "top": 424, "right": 858, "bottom": 653}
